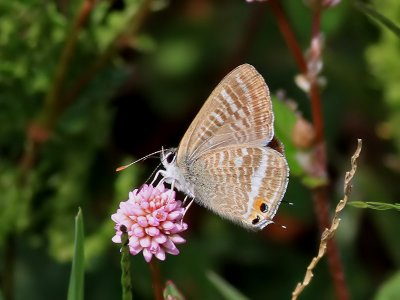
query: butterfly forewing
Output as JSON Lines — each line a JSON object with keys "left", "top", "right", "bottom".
{"left": 188, "top": 145, "right": 289, "bottom": 229}
{"left": 177, "top": 64, "right": 274, "bottom": 164}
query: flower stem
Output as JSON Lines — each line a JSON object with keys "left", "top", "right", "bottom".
{"left": 268, "top": 2, "right": 349, "bottom": 299}
{"left": 149, "top": 259, "right": 163, "bottom": 300}
{"left": 268, "top": 0, "right": 308, "bottom": 74}
{"left": 120, "top": 226, "right": 133, "bottom": 300}
{"left": 309, "top": 9, "right": 324, "bottom": 144}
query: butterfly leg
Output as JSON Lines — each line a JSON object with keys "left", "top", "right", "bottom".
{"left": 182, "top": 195, "right": 189, "bottom": 205}
{"left": 151, "top": 170, "right": 168, "bottom": 187}
{"left": 166, "top": 180, "right": 176, "bottom": 203}
{"left": 150, "top": 170, "right": 161, "bottom": 186}
{"left": 170, "top": 179, "right": 176, "bottom": 191}
{"left": 182, "top": 197, "right": 195, "bottom": 221}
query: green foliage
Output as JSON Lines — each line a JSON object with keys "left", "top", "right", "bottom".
{"left": 355, "top": 1, "right": 400, "bottom": 38}
{"left": 0, "top": 0, "right": 399, "bottom": 299}
{"left": 272, "top": 97, "right": 302, "bottom": 176}
{"left": 67, "top": 208, "right": 85, "bottom": 300}
{"left": 163, "top": 281, "right": 185, "bottom": 300}
{"left": 374, "top": 271, "right": 400, "bottom": 300}
{"left": 348, "top": 201, "right": 400, "bottom": 211}
{"left": 366, "top": 0, "right": 400, "bottom": 150}
{"left": 206, "top": 271, "right": 250, "bottom": 300}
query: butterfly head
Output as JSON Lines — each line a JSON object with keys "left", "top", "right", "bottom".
{"left": 161, "top": 147, "right": 177, "bottom": 167}
{"left": 160, "top": 148, "right": 195, "bottom": 197}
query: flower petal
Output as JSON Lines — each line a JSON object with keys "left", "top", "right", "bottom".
{"left": 112, "top": 235, "right": 121, "bottom": 243}
{"left": 170, "top": 234, "right": 186, "bottom": 244}
{"left": 155, "top": 248, "right": 166, "bottom": 261}
{"left": 143, "top": 248, "right": 153, "bottom": 262}
{"left": 162, "top": 221, "right": 175, "bottom": 231}
{"left": 167, "top": 211, "right": 182, "bottom": 221}
{"left": 154, "top": 234, "right": 167, "bottom": 244}
{"left": 146, "top": 226, "right": 160, "bottom": 237}
{"left": 140, "top": 236, "right": 151, "bottom": 248}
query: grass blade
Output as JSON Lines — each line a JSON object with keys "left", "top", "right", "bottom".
{"left": 67, "top": 208, "right": 85, "bottom": 300}
{"left": 207, "top": 271, "right": 249, "bottom": 300}
{"left": 355, "top": 1, "right": 400, "bottom": 38}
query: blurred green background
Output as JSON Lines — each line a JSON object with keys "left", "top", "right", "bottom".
{"left": 1, "top": 0, "right": 400, "bottom": 299}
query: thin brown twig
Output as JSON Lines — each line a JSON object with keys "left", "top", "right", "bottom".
{"left": 308, "top": 7, "right": 348, "bottom": 300}
{"left": 292, "top": 139, "right": 362, "bottom": 299}
{"left": 42, "top": 0, "right": 97, "bottom": 129}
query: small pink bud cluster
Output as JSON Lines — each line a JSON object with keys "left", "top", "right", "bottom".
{"left": 112, "top": 184, "right": 187, "bottom": 262}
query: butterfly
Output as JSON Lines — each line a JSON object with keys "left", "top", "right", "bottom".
{"left": 158, "top": 64, "right": 289, "bottom": 230}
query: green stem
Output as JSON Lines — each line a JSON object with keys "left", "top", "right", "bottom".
{"left": 120, "top": 226, "right": 133, "bottom": 300}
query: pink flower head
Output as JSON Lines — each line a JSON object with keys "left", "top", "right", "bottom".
{"left": 112, "top": 184, "right": 188, "bottom": 262}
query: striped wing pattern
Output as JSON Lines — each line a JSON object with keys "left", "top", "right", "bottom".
{"left": 189, "top": 145, "right": 289, "bottom": 229}
{"left": 177, "top": 64, "right": 274, "bottom": 164}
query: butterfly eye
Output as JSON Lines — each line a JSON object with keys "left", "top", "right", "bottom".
{"left": 260, "top": 203, "right": 268, "bottom": 213}
{"left": 165, "top": 152, "right": 175, "bottom": 164}
{"left": 252, "top": 216, "right": 260, "bottom": 225}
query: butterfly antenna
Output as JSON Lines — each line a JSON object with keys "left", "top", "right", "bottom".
{"left": 282, "top": 200, "right": 294, "bottom": 206}
{"left": 145, "top": 162, "right": 163, "bottom": 184}
{"left": 272, "top": 220, "right": 288, "bottom": 229}
{"left": 115, "top": 149, "right": 164, "bottom": 172}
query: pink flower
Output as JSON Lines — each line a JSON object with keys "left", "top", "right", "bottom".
{"left": 112, "top": 184, "right": 188, "bottom": 262}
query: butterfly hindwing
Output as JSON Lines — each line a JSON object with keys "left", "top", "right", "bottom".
{"left": 187, "top": 145, "right": 289, "bottom": 229}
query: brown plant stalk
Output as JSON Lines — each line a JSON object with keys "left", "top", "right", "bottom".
{"left": 292, "top": 139, "right": 362, "bottom": 299}
{"left": 268, "top": 1, "right": 349, "bottom": 299}
{"left": 42, "top": 0, "right": 97, "bottom": 129}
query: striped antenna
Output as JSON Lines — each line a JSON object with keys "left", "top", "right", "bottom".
{"left": 116, "top": 149, "right": 164, "bottom": 172}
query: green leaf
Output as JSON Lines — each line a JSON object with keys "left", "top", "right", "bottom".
{"left": 207, "top": 271, "right": 250, "bottom": 300}
{"left": 374, "top": 271, "right": 400, "bottom": 300}
{"left": 355, "top": 1, "right": 400, "bottom": 38}
{"left": 348, "top": 201, "right": 400, "bottom": 211}
{"left": 301, "top": 175, "right": 328, "bottom": 189}
{"left": 163, "top": 280, "right": 185, "bottom": 300}
{"left": 67, "top": 208, "right": 85, "bottom": 300}
{"left": 272, "top": 97, "right": 303, "bottom": 177}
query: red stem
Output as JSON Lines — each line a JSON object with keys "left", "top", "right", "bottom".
{"left": 309, "top": 10, "right": 325, "bottom": 144}
{"left": 268, "top": 1, "right": 349, "bottom": 299}
{"left": 268, "top": 0, "right": 308, "bottom": 74}
{"left": 149, "top": 260, "right": 163, "bottom": 300}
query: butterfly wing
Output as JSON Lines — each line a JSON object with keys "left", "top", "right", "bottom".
{"left": 188, "top": 145, "right": 289, "bottom": 229}
{"left": 177, "top": 64, "right": 274, "bottom": 164}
